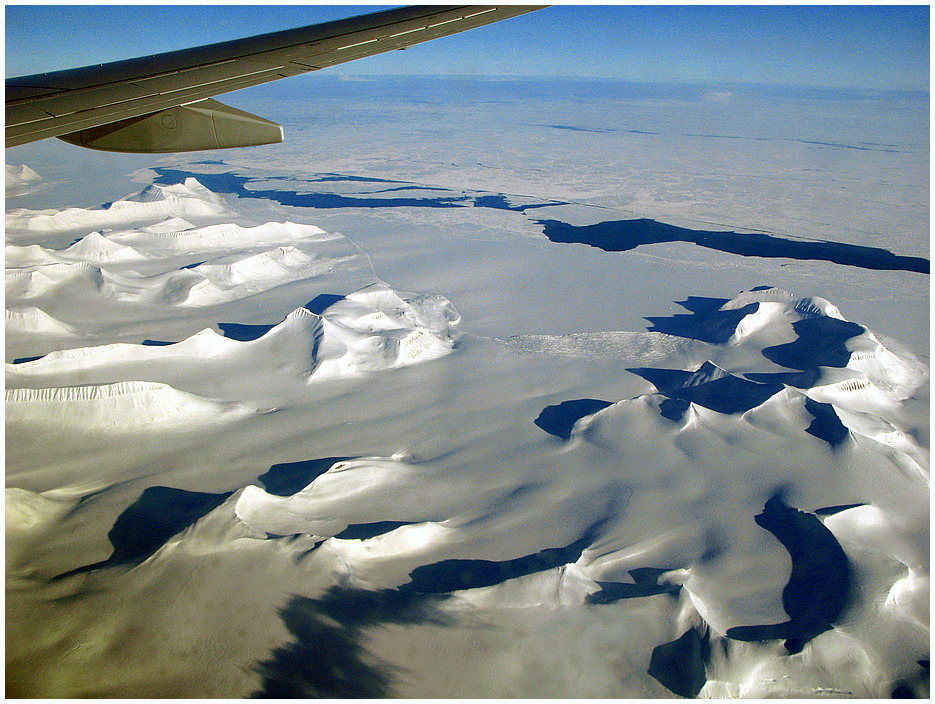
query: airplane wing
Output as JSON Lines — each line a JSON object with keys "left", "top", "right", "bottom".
{"left": 5, "top": 5, "right": 543, "bottom": 153}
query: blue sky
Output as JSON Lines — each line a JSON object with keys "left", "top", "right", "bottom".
{"left": 4, "top": 4, "right": 930, "bottom": 91}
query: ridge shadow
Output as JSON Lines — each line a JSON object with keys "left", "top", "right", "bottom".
{"left": 725, "top": 493, "right": 851, "bottom": 653}
{"left": 400, "top": 515, "right": 610, "bottom": 594}
{"left": 258, "top": 457, "right": 352, "bottom": 497}
{"left": 629, "top": 365, "right": 785, "bottom": 416}
{"left": 253, "top": 586, "right": 452, "bottom": 697}
{"left": 53, "top": 486, "right": 232, "bottom": 580}
{"left": 534, "top": 398, "right": 614, "bottom": 439}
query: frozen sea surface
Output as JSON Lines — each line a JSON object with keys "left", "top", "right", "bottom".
{"left": 5, "top": 78, "right": 929, "bottom": 698}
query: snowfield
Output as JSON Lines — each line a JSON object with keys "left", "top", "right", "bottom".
{"left": 5, "top": 169, "right": 927, "bottom": 698}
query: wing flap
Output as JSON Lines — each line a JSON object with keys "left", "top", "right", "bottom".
{"left": 6, "top": 103, "right": 52, "bottom": 126}
{"left": 21, "top": 61, "right": 285, "bottom": 118}
{"left": 7, "top": 5, "right": 545, "bottom": 151}
{"left": 9, "top": 79, "right": 279, "bottom": 147}
{"left": 58, "top": 98, "right": 283, "bottom": 153}
{"left": 27, "top": 82, "right": 153, "bottom": 118}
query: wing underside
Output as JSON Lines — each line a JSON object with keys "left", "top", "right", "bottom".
{"left": 6, "top": 5, "right": 542, "bottom": 152}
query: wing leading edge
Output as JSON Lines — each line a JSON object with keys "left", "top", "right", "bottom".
{"left": 6, "top": 5, "right": 543, "bottom": 153}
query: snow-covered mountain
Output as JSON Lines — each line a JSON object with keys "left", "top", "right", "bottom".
{"left": 5, "top": 175, "right": 928, "bottom": 698}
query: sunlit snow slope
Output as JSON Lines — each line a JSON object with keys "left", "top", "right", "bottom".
{"left": 6, "top": 175, "right": 928, "bottom": 698}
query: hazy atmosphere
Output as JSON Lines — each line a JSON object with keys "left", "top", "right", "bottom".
{"left": 6, "top": 4, "right": 930, "bottom": 698}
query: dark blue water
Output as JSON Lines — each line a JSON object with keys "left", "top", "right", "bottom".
{"left": 150, "top": 167, "right": 929, "bottom": 274}
{"left": 471, "top": 193, "right": 560, "bottom": 212}
{"left": 537, "top": 118, "right": 905, "bottom": 154}
{"left": 538, "top": 218, "right": 929, "bottom": 273}
{"left": 154, "top": 168, "right": 472, "bottom": 209}
{"left": 311, "top": 173, "right": 401, "bottom": 184}
{"left": 152, "top": 167, "right": 563, "bottom": 212}
{"left": 540, "top": 124, "right": 618, "bottom": 134}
